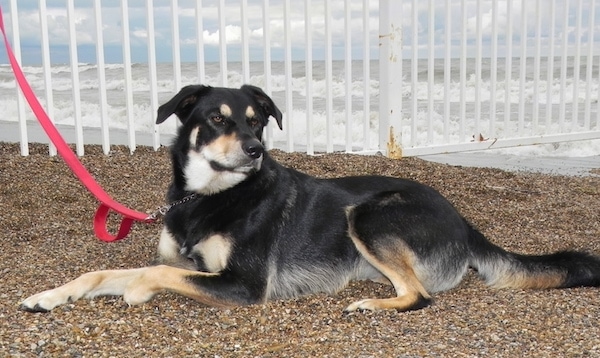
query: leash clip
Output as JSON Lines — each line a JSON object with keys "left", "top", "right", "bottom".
{"left": 145, "top": 205, "right": 169, "bottom": 222}
{"left": 145, "top": 193, "right": 199, "bottom": 222}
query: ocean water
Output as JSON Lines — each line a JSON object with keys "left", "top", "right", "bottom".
{"left": 1, "top": 58, "right": 599, "bottom": 156}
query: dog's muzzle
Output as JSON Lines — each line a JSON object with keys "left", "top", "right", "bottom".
{"left": 209, "top": 139, "right": 264, "bottom": 173}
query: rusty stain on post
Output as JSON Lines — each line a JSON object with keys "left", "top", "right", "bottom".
{"left": 387, "top": 126, "right": 402, "bottom": 159}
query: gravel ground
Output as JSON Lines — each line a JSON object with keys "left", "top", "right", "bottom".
{"left": 1, "top": 142, "right": 599, "bottom": 357}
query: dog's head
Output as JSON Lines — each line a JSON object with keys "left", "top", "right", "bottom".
{"left": 157, "top": 85, "right": 283, "bottom": 195}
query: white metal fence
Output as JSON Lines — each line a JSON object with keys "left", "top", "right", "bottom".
{"left": 0, "top": 0, "right": 599, "bottom": 157}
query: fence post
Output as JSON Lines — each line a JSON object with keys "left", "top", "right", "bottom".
{"left": 378, "top": 0, "right": 403, "bottom": 158}
{"left": 8, "top": 0, "right": 28, "bottom": 156}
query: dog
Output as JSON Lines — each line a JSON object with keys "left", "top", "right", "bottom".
{"left": 21, "top": 84, "right": 600, "bottom": 313}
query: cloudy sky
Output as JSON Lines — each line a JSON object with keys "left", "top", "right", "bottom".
{"left": 1, "top": 0, "right": 598, "bottom": 65}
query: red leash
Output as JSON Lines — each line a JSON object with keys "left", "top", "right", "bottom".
{"left": 0, "top": 6, "right": 155, "bottom": 242}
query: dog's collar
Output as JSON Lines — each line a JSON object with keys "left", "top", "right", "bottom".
{"left": 146, "top": 193, "right": 199, "bottom": 221}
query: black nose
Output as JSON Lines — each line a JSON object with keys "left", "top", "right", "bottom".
{"left": 242, "top": 140, "right": 264, "bottom": 159}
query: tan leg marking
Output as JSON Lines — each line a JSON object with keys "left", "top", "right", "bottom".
{"left": 346, "top": 233, "right": 430, "bottom": 312}
{"left": 123, "top": 265, "right": 229, "bottom": 307}
{"left": 345, "top": 291, "right": 425, "bottom": 311}
{"left": 20, "top": 265, "right": 228, "bottom": 312}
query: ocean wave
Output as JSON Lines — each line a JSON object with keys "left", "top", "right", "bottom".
{"left": 1, "top": 62, "right": 599, "bottom": 156}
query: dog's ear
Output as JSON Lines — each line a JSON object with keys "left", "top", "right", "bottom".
{"left": 156, "top": 85, "right": 211, "bottom": 124}
{"left": 240, "top": 85, "right": 283, "bottom": 130}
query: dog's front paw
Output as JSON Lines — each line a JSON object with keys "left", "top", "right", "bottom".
{"left": 20, "top": 289, "right": 70, "bottom": 313}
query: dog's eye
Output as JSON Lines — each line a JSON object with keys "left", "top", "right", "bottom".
{"left": 211, "top": 114, "right": 225, "bottom": 124}
{"left": 248, "top": 118, "right": 260, "bottom": 127}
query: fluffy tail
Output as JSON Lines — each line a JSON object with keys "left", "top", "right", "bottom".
{"left": 467, "top": 223, "right": 600, "bottom": 289}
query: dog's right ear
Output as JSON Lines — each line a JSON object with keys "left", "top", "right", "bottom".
{"left": 156, "top": 85, "right": 211, "bottom": 124}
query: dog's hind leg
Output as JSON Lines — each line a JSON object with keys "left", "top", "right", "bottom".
{"left": 344, "top": 236, "right": 432, "bottom": 312}
{"left": 344, "top": 204, "right": 432, "bottom": 312}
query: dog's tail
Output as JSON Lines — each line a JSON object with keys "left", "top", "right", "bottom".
{"left": 467, "top": 222, "right": 600, "bottom": 289}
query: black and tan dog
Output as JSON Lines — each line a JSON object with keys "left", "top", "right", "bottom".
{"left": 21, "top": 85, "right": 600, "bottom": 313}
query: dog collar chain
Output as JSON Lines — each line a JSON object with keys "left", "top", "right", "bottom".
{"left": 146, "top": 193, "right": 199, "bottom": 222}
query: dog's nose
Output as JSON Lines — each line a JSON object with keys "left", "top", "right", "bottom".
{"left": 242, "top": 140, "right": 264, "bottom": 159}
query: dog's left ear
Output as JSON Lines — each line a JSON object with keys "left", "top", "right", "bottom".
{"left": 240, "top": 85, "right": 283, "bottom": 130}
{"left": 156, "top": 85, "right": 211, "bottom": 124}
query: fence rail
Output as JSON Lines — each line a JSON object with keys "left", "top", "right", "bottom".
{"left": 0, "top": 0, "right": 599, "bottom": 157}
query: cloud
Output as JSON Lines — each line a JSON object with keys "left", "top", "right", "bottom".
{"left": 2, "top": 0, "right": 598, "bottom": 65}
